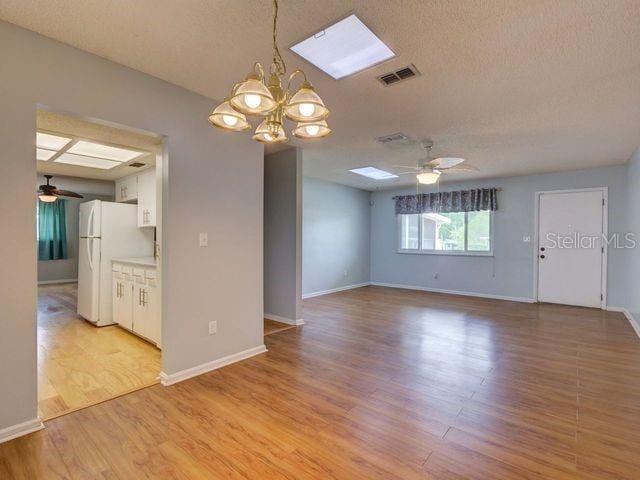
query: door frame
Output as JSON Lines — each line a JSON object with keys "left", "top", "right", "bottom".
{"left": 532, "top": 187, "right": 608, "bottom": 308}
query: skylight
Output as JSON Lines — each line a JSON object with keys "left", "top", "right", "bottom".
{"left": 67, "top": 141, "right": 143, "bottom": 162}
{"left": 349, "top": 166, "right": 398, "bottom": 180}
{"left": 290, "top": 14, "right": 395, "bottom": 80}
{"left": 36, "top": 132, "right": 72, "bottom": 151}
{"left": 36, "top": 148, "right": 57, "bottom": 161}
{"left": 55, "top": 153, "right": 121, "bottom": 170}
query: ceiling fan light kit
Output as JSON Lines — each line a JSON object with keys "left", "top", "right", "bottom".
{"left": 209, "top": 0, "right": 331, "bottom": 144}
{"left": 417, "top": 171, "right": 441, "bottom": 185}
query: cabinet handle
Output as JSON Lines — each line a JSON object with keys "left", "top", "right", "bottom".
{"left": 117, "top": 283, "right": 121, "bottom": 298}
{"left": 138, "top": 288, "right": 142, "bottom": 306}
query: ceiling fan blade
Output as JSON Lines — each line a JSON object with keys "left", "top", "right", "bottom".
{"left": 390, "top": 165, "right": 420, "bottom": 169}
{"left": 440, "top": 164, "right": 479, "bottom": 173}
{"left": 52, "top": 189, "right": 84, "bottom": 199}
{"left": 431, "top": 157, "right": 466, "bottom": 169}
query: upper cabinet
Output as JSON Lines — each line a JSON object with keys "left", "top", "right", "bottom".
{"left": 115, "top": 169, "right": 156, "bottom": 228}
{"left": 115, "top": 174, "right": 138, "bottom": 203}
{"left": 137, "top": 169, "right": 156, "bottom": 228}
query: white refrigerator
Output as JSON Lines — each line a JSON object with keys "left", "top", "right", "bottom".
{"left": 77, "top": 200, "right": 154, "bottom": 326}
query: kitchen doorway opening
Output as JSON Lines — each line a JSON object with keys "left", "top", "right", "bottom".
{"left": 35, "top": 108, "right": 166, "bottom": 420}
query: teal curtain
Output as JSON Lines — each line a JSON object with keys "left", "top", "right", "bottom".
{"left": 38, "top": 199, "right": 68, "bottom": 261}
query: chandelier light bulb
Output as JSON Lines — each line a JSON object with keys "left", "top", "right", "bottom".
{"left": 222, "top": 114, "right": 239, "bottom": 126}
{"left": 244, "top": 94, "right": 262, "bottom": 109}
{"left": 299, "top": 103, "right": 315, "bottom": 117}
{"left": 305, "top": 124, "right": 320, "bottom": 136}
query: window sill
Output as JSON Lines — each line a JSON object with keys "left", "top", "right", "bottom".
{"left": 397, "top": 249, "right": 494, "bottom": 257}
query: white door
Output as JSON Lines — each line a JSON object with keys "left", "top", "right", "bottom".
{"left": 537, "top": 190, "right": 604, "bottom": 308}
{"left": 78, "top": 237, "right": 101, "bottom": 322}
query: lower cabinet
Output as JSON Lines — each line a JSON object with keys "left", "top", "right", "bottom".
{"left": 112, "top": 263, "right": 160, "bottom": 348}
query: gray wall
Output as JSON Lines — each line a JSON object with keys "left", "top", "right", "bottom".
{"left": 37, "top": 175, "right": 114, "bottom": 283}
{"left": 264, "top": 149, "right": 302, "bottom": 322}
{"left": 371, "top": 165, "right": 628, "bottom": 304}
{"left": 626, "top": 148, "right": 640, "bottom": 319}
{"left": 1, "top": 21, "right": 263, "bottom": 432}
{"left": 302, "top": 177, "right": 371, "bottom": 296}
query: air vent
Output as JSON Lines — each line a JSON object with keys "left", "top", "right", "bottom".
{"left": 375, "top": 132, "right": 408, "bottom": 144}
{"left": 128, "top": 162, "right": 147, "bottom": 168}
{"left": 377, "top": 64, "right": 420, "bottom": 86}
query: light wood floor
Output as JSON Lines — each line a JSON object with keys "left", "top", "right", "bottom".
{"left": 3, "top": 286, "right": 640, "bottom": 479}
{"left": 37, "top": 283, "right": 161, "bottom": 420}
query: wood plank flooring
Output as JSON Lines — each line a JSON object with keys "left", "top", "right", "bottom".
{"left": 37, "top": 283, "right": 161, "bottom": 420}
{"left": 3, "top": 285, "right": 640, "bottom": 479}
{"left": 264, "top": 318, "right": 296, "bottom": 336}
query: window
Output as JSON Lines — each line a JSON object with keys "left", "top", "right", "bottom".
{"left": 398, "top": 211, "right": 492, "bottom": 255}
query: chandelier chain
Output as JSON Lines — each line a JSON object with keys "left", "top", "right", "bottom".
{"left": 272, "top": 0, "right": 286, "bottom": 75}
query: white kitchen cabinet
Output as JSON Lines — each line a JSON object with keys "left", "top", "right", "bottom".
{"left": 137, "top": 169, "right": 156, "bottom": 228}
{"left": 112, "top": 273, "right": 133, "bottom": 330}
{"left": 112, "top": 261, "right": 160, "bottom": 348}
{"left": 115, "top": 174, "right": 138, "bottom": 203}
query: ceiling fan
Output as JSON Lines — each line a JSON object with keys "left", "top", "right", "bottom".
{"left": 392, "top": 142, "right": 478, "bottom": 185}
{"left": 37, "top": 175, "right": 84, "bottom": 203}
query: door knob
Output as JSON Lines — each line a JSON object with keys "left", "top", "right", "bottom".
{"left": 540, "top": 254, "right": 545, "bottom": 259}
{"left": 540, "top": 247, "right": 545, "bottom": 251}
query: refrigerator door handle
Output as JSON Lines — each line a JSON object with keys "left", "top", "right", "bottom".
{"left": 87, "top": 238, "right": 94, "bottom": 272}
{"left": 87, "top": 204, "right": 95, "bottom": 238}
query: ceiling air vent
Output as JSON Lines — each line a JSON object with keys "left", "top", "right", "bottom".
{"left": 128, "top": 162, "right": 147, "bottom": 168}
{"left": 377, "top": 64, "right": 420, "bottom": 86}
{"left": 375, "top": 132, "right": 408, "bottom": 144}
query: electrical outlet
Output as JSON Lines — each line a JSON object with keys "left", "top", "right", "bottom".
{"left": 208, "top": 321, "right": 217, "bottom": 335}
{"left": 433, "top": 273, "right": 438, "bottom": 279}
{"left": 343, "top": 269, "right": 348, "bottom": 277}
{"left": 199, "top": 233, "right": 208, "bottom": 247}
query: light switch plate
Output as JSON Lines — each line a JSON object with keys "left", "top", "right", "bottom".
{"left": 199, "top": 233, "right": 208, "bottom": 247}
{"left": 209, "top": 321, "right": 217, "bottom": 335}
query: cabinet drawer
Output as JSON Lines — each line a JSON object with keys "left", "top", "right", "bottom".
{"left": 145, "top": 269, "right": 157, "bottom": 280}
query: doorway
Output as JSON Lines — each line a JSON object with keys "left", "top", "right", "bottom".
{"left": 535, "top": 188, "right": 607, "bottom": 308}
{"left": 36, "top": 109, "right": 165, "bottom": 420}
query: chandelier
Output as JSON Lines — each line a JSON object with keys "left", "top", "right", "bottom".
{"left": 208, "top": 0, "right": 331, "bottom": 143}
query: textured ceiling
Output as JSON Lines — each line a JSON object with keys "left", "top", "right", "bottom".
{"left": 4, "top": 0, "right": 640, "bottom": 190}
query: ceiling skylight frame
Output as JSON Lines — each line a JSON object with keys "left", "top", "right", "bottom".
{"left": 289, "top": 12, "right": 397, "bottom": 80}
{"left": 36, "top": 128, "right": 150, "bottom": 172}
{"left": 349, "top": 166, "right": 399, "bottom": 180}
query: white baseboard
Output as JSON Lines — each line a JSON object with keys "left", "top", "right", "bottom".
{"left": 606, "top": 306, "right": 640, "bottom": 339}
{"left": 0, "top": 418, "right": 44, "bottom": 444}
{"left": 159, "top": 344, "right": 267, "bottom": 387}
{"left": 302, "top": 282, "right": 372, "bottom": 299}
{"left": 264, "top": 313, "right": 305, "bottom": 326}
{"left": 38, "top": 278, "right": 78, "bottom": 285}
{"left": 370, "top": 282, "right": 535, "bottom": 303}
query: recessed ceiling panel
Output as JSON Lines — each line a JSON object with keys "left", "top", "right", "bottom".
{"left": 36, "top": 148, "right": 57, "bottom": 161}
{"left": 36, "top": 132, "right": 72, "bottom": 151}
{"left": 67, "top": 140, "right": 143, "bottom": 162}
{"left": 55, "top": 153, "right": 121, "bottom": 170}
{"left": 290, "top": 14, "right": 395, "bottom": 80}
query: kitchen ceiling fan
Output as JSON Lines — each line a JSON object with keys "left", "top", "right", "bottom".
{"left": 37, "top": 175, "right": 84, "bottom": 203}
{"left": 392, "top": 142, "right": 478, "bottom": 184}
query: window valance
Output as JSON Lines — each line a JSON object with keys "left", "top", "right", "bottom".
{"left": 394, "top": 188, "right": 499, "bottom": 215}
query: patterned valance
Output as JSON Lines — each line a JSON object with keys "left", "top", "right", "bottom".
{"left": 394, "top": 188, "right": 499, "bottom": 215}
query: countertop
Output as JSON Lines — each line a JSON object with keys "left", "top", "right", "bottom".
{"left": 112, "top": 257, "right": 157, "bottom": 268}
